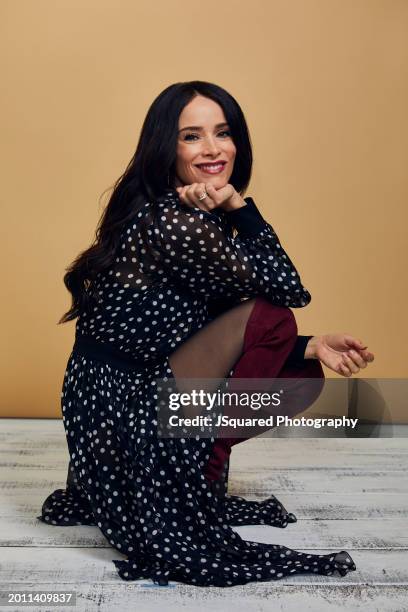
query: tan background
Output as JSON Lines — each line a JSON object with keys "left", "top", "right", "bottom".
{"left": 1, "top": 0, "right": 407, "bottom": 418}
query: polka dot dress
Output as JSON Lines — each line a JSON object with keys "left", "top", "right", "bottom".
{"left": 37, "top": 189, "right": 356, "bottom": 585}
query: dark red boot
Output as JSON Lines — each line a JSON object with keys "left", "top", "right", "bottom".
{"left": 204, "top": 297, "right": 325, "bottom": 493}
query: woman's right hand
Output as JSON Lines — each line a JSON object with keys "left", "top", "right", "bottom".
{"left": 306, "top": 333, "right": 375, "bottom": 377}
{"left": 176, "top": 182, "right": 246, "bottom": 212}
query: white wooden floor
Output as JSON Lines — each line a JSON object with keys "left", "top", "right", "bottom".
{"left": 1, "top": 419, "right": 408, "bottom": 611}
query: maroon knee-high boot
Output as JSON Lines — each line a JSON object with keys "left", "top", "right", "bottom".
{"left": 204, "top": 297, "right": 325, "bottom": 494}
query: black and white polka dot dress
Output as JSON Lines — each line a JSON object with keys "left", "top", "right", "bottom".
{"left": 38, "top": 189, "right": 356, "bottom": 586}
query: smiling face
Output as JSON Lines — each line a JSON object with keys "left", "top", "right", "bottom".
{"left": 174, "top": 95, "right": 236, "bottom": 189}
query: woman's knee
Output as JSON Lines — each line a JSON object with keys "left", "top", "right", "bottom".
{"left": 285, "top": 361, "right": 326, "bottom": 418}
{"left": 251, "top": 296, "right": 298, "bottom": 340}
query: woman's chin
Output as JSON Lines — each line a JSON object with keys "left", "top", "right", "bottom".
{"left": 197, "top": 176, "right": 228, "bottom": 189}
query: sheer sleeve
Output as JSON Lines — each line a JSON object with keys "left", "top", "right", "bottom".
{"left": 137, "top": 192, "right": 312, "bottom": 308}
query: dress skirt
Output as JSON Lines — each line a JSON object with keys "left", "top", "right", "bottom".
{"left": 37, "top": 297, "right": 356, "bottom": 586}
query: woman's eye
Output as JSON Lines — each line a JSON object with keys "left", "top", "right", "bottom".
{"left": 182, "top": 130, "right": 231, "bottom": 142}
{"left": 183, "top": 133, "right": 199, "bottom": 141}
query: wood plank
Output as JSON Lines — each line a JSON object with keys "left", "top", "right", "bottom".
{"left": 1, "top": 547, "right": 408, "bottom": 585}
{"left": 2, "top": 469, "right": 407, "bottom": 494}
{"left": 1, "top": 443, "right": 408, "bottom": 470}
{"left": 229, "top": 470, "right": 408, "bottom": 494}
{"left": 0, "top": 581, "right": 407, "bottom": 612}
{"left": 0, "top": 516, "right": 407, "bottom": 550}
{"left": 2, "top": 492, "right": 408, "bottom": 521}
{"left": 2, "top": 421, "right": 408, "bottom": 451}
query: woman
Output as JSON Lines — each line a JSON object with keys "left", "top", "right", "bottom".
{"left": 38, "top": 81, "right": 374, "bottom": 586}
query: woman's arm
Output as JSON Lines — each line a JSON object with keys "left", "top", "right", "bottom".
{"left": 137, "top": 191, "right": 312, "bottom": 308}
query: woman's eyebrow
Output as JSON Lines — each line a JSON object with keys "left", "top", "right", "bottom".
{"left": 178, "top": 122, "right": 229, "bottom": 133}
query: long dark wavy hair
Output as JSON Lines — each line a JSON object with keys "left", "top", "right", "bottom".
{"left": 59, "top": 80, "right": 253, "bottom": 324}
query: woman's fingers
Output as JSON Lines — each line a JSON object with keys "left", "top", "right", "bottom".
{"left": 345, "top": 336, "right": 368, "bottom": 350}
{"left": 186, "top": 183, "right": 202, "bottom": 207}
{"left": 335, "top": 334, "right": 375, "bottom": 374}
{"left": 176, "top": 184, "right": 193, "bottom": 207}
{"left": 345, "top": 349, "right": 367, "bottom": 368}
{"left": 178, "top": 183, "right": 215, "bottom": 211}
{"left": 205, "top": 183, "right": 223, "bottom": 206}
{"left": 176, "top": 182, "right": 233, "bottom": 211}
{"left": 338, "top": 348, "right": 376, "bottom": 377}
{"left": 185, "top": 184, "right": 200, "bottom": 207}
{"left": 338, "top": 362, "right": 352, "bottom": 376}
{"left": 347, "top": 348, "right": 375, "bottom": 364}
{"left": 176, "top": 185, "right": 192, "bottom": 207}
{"left": 330, "top": 352, "right": 358, "bottom": 377}
{"left": 342, "top": 353, "right": 360, "bottom": 374}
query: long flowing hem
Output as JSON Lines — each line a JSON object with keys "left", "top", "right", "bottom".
{"left": 37, "top": 487, "right": 356, "bottom": 587}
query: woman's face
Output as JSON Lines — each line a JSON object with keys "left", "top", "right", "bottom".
{"left": 174, "top": 95, "right": 236, "bottom": 189}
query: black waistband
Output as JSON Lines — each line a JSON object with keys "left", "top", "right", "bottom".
{"left": 72, "top": 334, "right": 148, "bottom": 372}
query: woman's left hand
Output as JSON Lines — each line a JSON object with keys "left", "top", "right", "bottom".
{"left": 306, "top": 334, "right": 375, "bottom": 377}
{"left": 175, "top": 182, "right": 245, "bottom": 212}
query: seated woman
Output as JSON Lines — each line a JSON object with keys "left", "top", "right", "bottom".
{"left": 38, "top": 80, "right": 374, "bottom": 587}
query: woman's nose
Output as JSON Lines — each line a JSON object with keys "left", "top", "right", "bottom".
{"left": 202, "top": 135, "right": 221, "bottom": 156}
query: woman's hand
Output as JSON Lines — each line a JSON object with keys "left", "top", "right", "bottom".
{"left": 305, "top": 334, "right": 375, "bottom": 377}
{"left": 175, "top": 182, "right": 246, "bottom": 212}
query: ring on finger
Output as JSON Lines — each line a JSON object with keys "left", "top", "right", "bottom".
{"left": 198, "top": 191, "right": 208, "bottom": 201}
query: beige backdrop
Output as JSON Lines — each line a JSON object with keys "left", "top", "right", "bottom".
{"left": 1, "top": 0, "right": 407, "bottom": 418}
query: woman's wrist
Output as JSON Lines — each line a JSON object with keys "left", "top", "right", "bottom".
{"left": 221, "top": 192, "right": 246, "bottom": 212}
{"left": 221, "top": 196, "right": 269, "bottom": 238}
{"left": 304, "top": 336, "right": 322, "bottom": 359}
